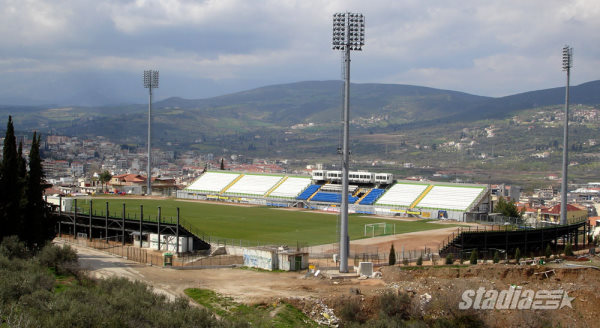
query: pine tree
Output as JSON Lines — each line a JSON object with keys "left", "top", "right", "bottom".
{"left": 470, "top": 249, "right": 478, "bottom": 264}
{"left": 515, "top": 248, "right": 521, "bottom": 264}
{"left": 493, "top": 251, "right": 500, "bottom": 263}
{"left": 545, "top": 244, "right": 553, "bottom": 260}
{"left": 388, "top": 244, "right": 396, "bottom": 265}
{"left": 220, "top": 158, "right": 225, "bottom": 170}
{"left": 0, "top": 116, "right": 23, "bottom": 238}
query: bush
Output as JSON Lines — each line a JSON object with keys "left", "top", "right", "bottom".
{"left": 564, "top": 243, "right": 573, "bottom": 256}
{"left": 469, "top": 250, "right": 478, "bottom": 265}
{"left": 377, "top": 291, "right": 411, "bottom": 321}
{"left": 445, "top": 254, "right": 453, "bottom": 265}
{"left": 338, "top": 297, "right": 366, "bottom": 323}
{"left": 459, "top": 253, "right": 465, "bottom": 264}
{"left": 0, "top": 235, "right": 30, "bottom": 259}
{"left": 416, "top": 256, "right": 423, "bottom": 266}
{"left": 493, "top": 251, "right": 500, "bottom": 264}
{"left": 515, "top": 248, "right": 521, "bottom": 263}
{"left": 402, "top": 258, "right": 409, "bottom": 266}
{"left": 38, "top": 243, "right": 78, "bottom": 274}
{"left": 389, "top": 244, "right": 396, "bottom": 266}
{"left": 545, "top": 244, "right": 552, "bottom": 260}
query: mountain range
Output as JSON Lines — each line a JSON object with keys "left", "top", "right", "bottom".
{"left": 2, "top": 79, "right": 599, "bottom": 146}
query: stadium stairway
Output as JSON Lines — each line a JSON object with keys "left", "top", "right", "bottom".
{"left": 359, "top": 188, "right": 385, "bottom": 205}
{"left": 409, "top": 184, "right": 433, "bottom": 208}
{"left": 219, "top": 174, "right": 245, "bottom": 194}
{"left": 264, "top": 176, "right": 287, "bottom": 197}
{"left": 355, "top": 189, "right": 372, "bottom": 204}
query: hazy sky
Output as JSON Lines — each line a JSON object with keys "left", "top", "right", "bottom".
{"left": 1, "top": 0, "right": 599, "bottom": 105}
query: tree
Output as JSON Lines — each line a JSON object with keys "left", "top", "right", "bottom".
{"left": 0, "top": 116, "right": 23, "bottom": 238}
{"left": 99, "top": 171, "right": 112, "bottom": 192}
{"left": 220, "top": 158, "right": 225, "bottom": 170}
{"left": 470, "top": 249, "right": 478, "bottom": 265}
{"left": 494, "top": 197, "right": 523, "bottom": 221}
{"left": 25, "top": 132, "right": 54, "bottom": 249}
{"left": 564, "top": 242, "right": 573, "bottom": 256}
{"left": 493, "top": 251, "right": 500, "bottom": 264}
{"left": 545, "top": 244, "right": 553, "bottom": 260}
{"left": 515, "top": 248, "right": 521, "bottom": 264}
{"left": 388, "top": 244, "right": 396, "bottom": 265}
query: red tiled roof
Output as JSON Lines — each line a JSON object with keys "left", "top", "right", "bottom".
{"left": 541, "top": 204, "right": 584, "bottom": 215}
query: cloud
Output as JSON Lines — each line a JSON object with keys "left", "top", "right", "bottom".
{"left": 0, "top": 0, "right": 599, "bottom": 104}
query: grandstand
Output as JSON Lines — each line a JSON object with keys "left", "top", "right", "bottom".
{"left": 224, "top": 174, "right": 282, "bottom": 196}
{"left": 417, "top": 185, "right": 486, "bottom": 211}
{"left": 267, "top": 177, "right": 312, "bottom": 199}
{"left": 178, "top": 171, "right": 489, "bottom": 221}
{"left": 185, "top": 172, "right": 241, "bottom": 193}
{"left": 375, "top": 183, "right": 429, "bottom": 207}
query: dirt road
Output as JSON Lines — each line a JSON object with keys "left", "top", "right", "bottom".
{"left": 62, "top": 240, "right": 385, "bottom": 304}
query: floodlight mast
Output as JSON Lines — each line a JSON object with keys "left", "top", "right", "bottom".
{"left": 560, "top": 46, "right": 572, "bottom": 225}
{"left": 332, "top": 12, "right": 365, "bottom": 273}
{"left": 143, "top": 70, "right": 159, "bottom": 196}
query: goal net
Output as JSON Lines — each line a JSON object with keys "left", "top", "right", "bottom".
{"left": 364, "top": 223, "right": 396, "bottom": 237}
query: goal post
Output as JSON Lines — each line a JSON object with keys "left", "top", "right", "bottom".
{"left": 364, "top": 223, "right": 396, "bottom": 237}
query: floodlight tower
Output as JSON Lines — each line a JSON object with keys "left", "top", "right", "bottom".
{"left": 560, "top": 46, "right": 572, "bottom": 225}
{"left": 143, "top": 70, "right": 159, "bottom": 196}
{"left": 332, "top": 12, "right": 365, "bottom": 273}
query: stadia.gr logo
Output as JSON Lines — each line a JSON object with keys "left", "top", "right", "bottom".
{"left": 459, "top": 286, "right": 574, "bottom": 310}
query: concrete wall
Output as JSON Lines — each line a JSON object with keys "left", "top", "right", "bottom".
{"left": 243, "top": 248, "right": 278, "bottom": 271}
{"left": 277, "top": 253, "right": 309, "bottom": 271}
{"left": 149, "top": 234, "right": 193, "bottom": 252}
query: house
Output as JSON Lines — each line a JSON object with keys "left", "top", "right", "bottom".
{"left": 109, "top": 174, "right": 177, "bottom": 196}
{"left": 538, "top": 204, "right": 588, "bottom": 224}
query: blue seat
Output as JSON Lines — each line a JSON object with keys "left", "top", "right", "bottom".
{"left": 297, "top": 184, "right": 321, "bottom": 200}
{"left": 359, "top": 188, "right": 385, "bottom": 205}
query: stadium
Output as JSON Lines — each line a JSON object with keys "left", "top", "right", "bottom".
{"left": 176, "top": 169, "right": 490, "bottom": 222}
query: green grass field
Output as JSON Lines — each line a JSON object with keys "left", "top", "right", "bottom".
{"left": 79, "top": 198, "right": 458, "bottom": 246}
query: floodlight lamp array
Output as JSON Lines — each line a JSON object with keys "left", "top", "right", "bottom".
{"left": 562, "top": 46, "right": 572, "bottom": 71}
{"left": 143, "top": 70, "right": 159, "bottom": 88}
{"left": 332, "top": 12, "right": 365, "bottom": 51}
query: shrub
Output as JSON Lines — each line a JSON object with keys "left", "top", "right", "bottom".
{"left": 338, "top": 297, "right": 365, "bottom": 323}
{"left": 402, "top": 258, "right": 409, "bottom": 266}
{"left": 377, "top": 291, "right": 411, "bottom": 321}
{"left": 469, "top": 250, "right": 478, "bottom": 265}
{"left": 38, "top": 243, "right": 78, "bottom": 274}
{"left": 564, "top": 243, "right": 573, "bottom": 256}
{"left": 514, "top": 248, "right": 521, "bottom": 263}
{"left": 493, "top": 251, "right": 500, "bottom": 264}
{"left": 0, "top": 235, "right": 29, "bottom": 259}
{"left": 445, "top": 254, "right": 453, "bottom": 265}
{"left": 545, "top": 244, "right": 552, "bottom": 260}
{"left": 416, "top": 256, "right": 423, "bottom": 266}
{"left": 389, "top": 244, "right": 396, "bottom": 266}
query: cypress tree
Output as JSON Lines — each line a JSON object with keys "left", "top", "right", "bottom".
{"left": 0, "top": 116, "right": 23, "bottom": 238}
{"left": 388, "top": 244, "right": 396, "bottom": 265}
{"left": 26, "top": 133, "right": 53, "bottom": 248}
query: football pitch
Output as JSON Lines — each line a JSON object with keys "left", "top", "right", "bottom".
{"left": 84, "top": 198, "right": 458, "bottom": 246}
